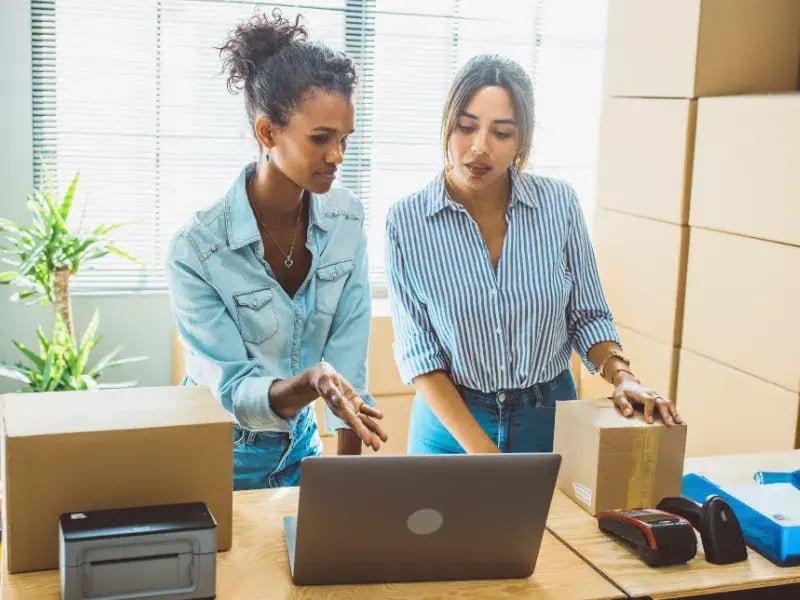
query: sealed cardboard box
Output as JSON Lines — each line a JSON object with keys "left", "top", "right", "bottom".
{"left": 597, "top": 98, "right": 696, "bottom": 224}
{"left": 604, "top": 0, "right": 800, "bottom": 98}
{"left": 593, "top": 209, "right": 689, "bottom": 346}
{"left": 676, "top": 349, "right": 799, "bottom": 458}
{"left": 554, "top": 399, "right": 686, "bottom": 515}
{"left": 690, "top": 94, "right": 800, "bottom": 247}
{"left": 580, "top": 325, "right": 677, "bottom": 401}
{"left": 682, "top": 228, "right": 800, "bottom": 392}
{"left": 368, "top": 309, "right": 414, "bottom": 397}
{"left": 1, "top": 385, "right": 233, "bottom": 573}
{"left": 570, "top": 352, "right": 582, "bottom": 398}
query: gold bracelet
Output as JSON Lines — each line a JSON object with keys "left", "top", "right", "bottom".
{"left": 606, "top": 367, "right": 639, "bottom": 385}
{"left": 599, "top": 348, "right": 630, "bottom": 382}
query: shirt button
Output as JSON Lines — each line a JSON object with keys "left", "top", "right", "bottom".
{"left": 491, "top": 288, "right": 498, "bottom": 295}
{"left": 498, "top": 393, "right": 506, "bottom": 403}
{"left": 295, "top": 318, "right": 303, "bottom": 324}
{"left": 499, "top": 365, "right": 505, "bottom": 371}
{"left": 291, "top": 354, "right": 298, "bottom": 361}
{"left": 496, "top": 327, "right": 502, "bottom": 335}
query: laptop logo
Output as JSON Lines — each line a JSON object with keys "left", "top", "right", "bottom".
{"left": 407, "top": 508, "right": 444, "bottom": 535}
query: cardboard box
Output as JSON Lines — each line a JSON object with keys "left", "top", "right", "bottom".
{"left": 1, "top": 386, "right": 233, "bottom": 573}
{"left": 682, "top": 228, "right": 800, "bottom": 392}
{"left": 690, "top": 94, "right": 800, "bottom": 247}
{"left": 554, "top": 399, "right": 687, "bottom": 515}
{"left": 368, "top": 309, "right": 414, "bottom": 397}
{"left": 570, "top": 352, "right": 582, "bottom": 398}
{"left": 604, "top": 0, "right": 800, "bottom": 98}
{"left": 676, "top": 349, "right": 800, "bottom": 458}
{"left": 580, "top": 325, "right": 677, "bottom": 400}
{"left": 597, "top": 98, "right": 696, "bottom": 224}
{"left": 593, "top": 209, "right": 689, "bottom": 346}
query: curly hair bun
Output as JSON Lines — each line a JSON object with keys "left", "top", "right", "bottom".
{"left": 218, "top": 9, "right": 308, "bottom": 94}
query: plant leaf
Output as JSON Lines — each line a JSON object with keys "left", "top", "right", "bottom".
{"left": 0, "top": 271, "right": 18, "bottom": 283}
{"left": 33, "top": 187, "right": 68, "bottom": 234}
{"left": 96, "top": 355, "right": 148, "bottom": 371}
{"left": 89, "top": 346, "right": 121, "bottom": 374}
{"left": 17, "top": 237, "right": 48, "bottom": 274}
{"left": 80, "top": 374, "right": 99, "bottom": 390}
{"left": 12, "top": 340, "right": 45, "bottom": 370}
{"left": 0, "top": 364, "right": 32, "bottom": 384}
{"left": 41, "top": 338, "right": 58, "bottom": 389}
{"left": 10, "top": 289, "right": 39, "bottom": 302}
{"left": 106, "top": 246, "right": 143, "bottom": 265}
{"left": 60, "top": 171, "right": 80, "bottom": 220}
{"left": 92, "top": 222, "right": 136, "bottom": 236}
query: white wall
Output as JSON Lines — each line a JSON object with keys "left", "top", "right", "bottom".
{"left": 0, "top": 1, "right": 174, "bottom": 393}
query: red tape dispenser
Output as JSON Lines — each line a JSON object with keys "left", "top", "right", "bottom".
{"left": 597, "top": 508, "right": 698, "bottom": 567}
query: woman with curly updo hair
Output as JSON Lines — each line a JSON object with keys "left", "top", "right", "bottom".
{"left": 168, "top": 10, "right": 387, "bottom": 490}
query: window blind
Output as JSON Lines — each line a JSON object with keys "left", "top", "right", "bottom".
{"left": 30, "top": 0, "right": 607, "bottom": 293}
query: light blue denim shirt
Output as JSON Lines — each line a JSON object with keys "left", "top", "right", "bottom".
{"left": 167, "top": 163, "right": 373, "bottom": 433}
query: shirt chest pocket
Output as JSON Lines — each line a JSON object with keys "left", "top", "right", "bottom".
{"left": 233, "top": 287, "right": 279, "bottom": 344}
{"left": 315, "top": 259, "right": 354, "bottom": 316}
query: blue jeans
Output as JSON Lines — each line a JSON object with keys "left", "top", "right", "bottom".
{"left": 408, "top": 369, "right": 578, "bottom": 454}
{"left": 232, "top": 405, "right": 323, "bottom": 490}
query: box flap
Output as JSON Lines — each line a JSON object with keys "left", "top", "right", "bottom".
{"left": 558, "top": 398, "right": 681, "bottom": 431}
{"left": 1, "top": 386, "right": 232, "bottom": 437}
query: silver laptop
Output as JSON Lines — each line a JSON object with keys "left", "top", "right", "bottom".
{"left": 283, "top": 453, "right": 561, "bottom": 585}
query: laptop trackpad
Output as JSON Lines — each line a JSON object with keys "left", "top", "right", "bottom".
{"left": 283, "top": 515, "right": 298, "bottom": 576}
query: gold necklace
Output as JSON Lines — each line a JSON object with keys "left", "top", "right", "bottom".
{"left": 247, "top": 174, "right": 304, "bottom": 269}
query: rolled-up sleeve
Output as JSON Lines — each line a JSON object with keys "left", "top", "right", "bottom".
{"left": 385, "top": 215, "right": 449, "bottom": 384}
{"left": 564, "top": 188, "right": 621, "bottom": 373}
{"left": 167, "top": 231, "right": 295, "bottom": 432}
{"left": 320, "top": 205, "right": 375, "bottom": 432}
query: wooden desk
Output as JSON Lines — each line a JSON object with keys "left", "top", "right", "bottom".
{"left": 3, "top": 487, "right": 623, "bottom": 600}
{"left": 546, "top": 450, "right": 800, "bottom": 599}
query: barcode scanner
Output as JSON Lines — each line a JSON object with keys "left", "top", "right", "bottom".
{"left": 656, "top": 495, "right": 748, "bottom": 565}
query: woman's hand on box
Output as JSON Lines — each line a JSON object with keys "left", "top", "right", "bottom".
{"left": 611, "top": 372, "right": 683, "bottom": 427}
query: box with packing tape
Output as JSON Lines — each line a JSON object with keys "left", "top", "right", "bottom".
{"left": 0, "top": 385, "right": 234, "bottom": 573}
{"left": 553, "top": 399, "right": 687, "bottom": 515}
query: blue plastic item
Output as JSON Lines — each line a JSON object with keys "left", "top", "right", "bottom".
{"left": 754, "top": 470, "right": 800, "bottom": 490}
{"left": 682, "top": 473, "right": 800, "bottom": 567}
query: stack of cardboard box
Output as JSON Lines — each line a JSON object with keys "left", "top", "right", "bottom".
{"left": 581, "top": 0, "right": 800, "bottom": 456}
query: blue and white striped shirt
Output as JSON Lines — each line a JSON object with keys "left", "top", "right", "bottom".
{"left": 385, "top": 169, "right": 620, "bottom": 393}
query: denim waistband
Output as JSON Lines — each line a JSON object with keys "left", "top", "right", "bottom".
{"left": 455, "top": 369, "right": 572, "bottom": 409}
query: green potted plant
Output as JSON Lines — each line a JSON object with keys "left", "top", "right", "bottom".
{"left": 0, "top": 166, "right": 146, "bottom": 391}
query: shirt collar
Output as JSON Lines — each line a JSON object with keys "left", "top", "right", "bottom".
{"left": 425, "top": 165, "right": 539, "bottom": 217}
{"left": 225, "top": 163, "right": 331, "bottom": 250}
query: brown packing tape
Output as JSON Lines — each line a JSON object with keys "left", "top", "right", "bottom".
{"left": 626, "top": 427, "right": 659, "bottom": 508}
